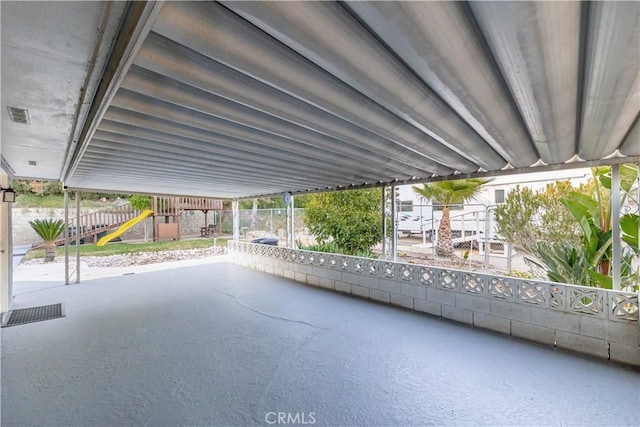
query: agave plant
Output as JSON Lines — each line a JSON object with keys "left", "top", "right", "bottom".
{"left": 529, "top": 241, "right": 638, "bottom": 291}
{"left": 29, "top": 219, "right": 65, "bottom": 262}
{"left": 527, "top": 242, "right": 590, "bottom": 286}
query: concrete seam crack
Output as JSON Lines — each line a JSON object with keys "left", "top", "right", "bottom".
{"left": 210, "top": 287, "right": 328, "bottom": 330}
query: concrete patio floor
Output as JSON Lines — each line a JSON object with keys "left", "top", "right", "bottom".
{"left": 2, "top": 260, "right": 639, "bottom": 426}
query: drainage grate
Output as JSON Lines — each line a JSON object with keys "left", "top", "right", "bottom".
{"left": 2, "top": 303, "right": 64, "bottom": 327}
{"left": 7, "top": 106, "right": 30, "bottom": 124}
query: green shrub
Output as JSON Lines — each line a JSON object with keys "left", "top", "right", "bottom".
{"left": 299, "top": 241, "right": 341, "bottom": 253}
{"left": 129, "top": 195, "right": 152, "bottom": 211}
{"left": 304, "top": 188, "right": 382, "bottom": 256}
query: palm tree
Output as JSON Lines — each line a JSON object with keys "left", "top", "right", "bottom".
{"left": 29, "top": 219, "right": 65, "bottom": 262}
{"left": 412, "top": 178, "right": 492, "bottom": 257}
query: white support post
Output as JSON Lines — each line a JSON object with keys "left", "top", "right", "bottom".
{"left": 64, "top": 187, "right": 70, "bottom": 285}
{"left": 484, "top": 206, "right": 491, "bottom": 268}
{"left": 285, "top": 205, "right": 289, "bottom": 247}
{"left": 611, "top": 164, "right": 621, "bottom": 290}
{"left": 232, "top": 200, "right": 240, "bottom": 241}
{"left": 381, "top": 186, "right": 387, "bottom": 259}
{"left": 75, "top": 191, "right": 81, "bottom": 284}
{"left": 290, "top": 195, "right": 295, "bottom": 248}
{"left": 288, "top": 205, "right": 291, "bottom": 247}
{"left": 6, "top": 177, "right": 13, "bottom": 312}
{"left": 391, "top": 185, "right": 398, "bottom": 262}
{"left": 0, "top": 172, "right": 13, "bottom": 315}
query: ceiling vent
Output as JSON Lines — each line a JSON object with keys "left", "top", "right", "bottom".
{"left": 7, "top": 106, "right": 30, "bottom": 124}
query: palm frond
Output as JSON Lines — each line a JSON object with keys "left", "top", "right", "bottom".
{"left": 29, "top": 219, "right": 65, "bottom": 243}
{"left": 412, "top": 178, "right": 493, "bottom": 205}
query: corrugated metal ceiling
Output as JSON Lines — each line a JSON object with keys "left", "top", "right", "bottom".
{"left": 62, "top": 1, "right": 639, "bottom": 198}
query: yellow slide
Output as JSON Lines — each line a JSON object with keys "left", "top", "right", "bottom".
{"left": 96, "top": 210, "right": 154, "bottom": 247}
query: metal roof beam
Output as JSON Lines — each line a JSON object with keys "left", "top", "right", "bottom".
{"left": 244, "top": 155, "right": 640, "bottom": 200}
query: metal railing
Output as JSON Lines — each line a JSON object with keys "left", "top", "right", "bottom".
{"left": 154, "top": 196, "right": 222, "bottom": 216}
{"left": 219, "top": 208, "right": 306, "bottom": 239}
{"left": 396, "top": 203, "right": 509, "bottom": 265}
{"left": 219, "top": 205, "right": 514, "bottom": 268}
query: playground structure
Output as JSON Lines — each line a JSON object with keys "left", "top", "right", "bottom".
{"left": 152, "top": 196, "right": 223, "bottom": 241}
{"left": 52, "top": 196, "right": 223, "bottom": 247}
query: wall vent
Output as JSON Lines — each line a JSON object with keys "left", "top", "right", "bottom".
{"left": 7, "top": 106, "right": 30, "bottom": 124}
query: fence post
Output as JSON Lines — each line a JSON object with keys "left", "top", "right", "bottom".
{"left": 432, "top": 208, "right": 436, "bottom": 258}
{"left": 484, "top": 206, "right": 492, "bottom": 268}
{"left": 475, "top": 211, "right": 480, "bottom": 251}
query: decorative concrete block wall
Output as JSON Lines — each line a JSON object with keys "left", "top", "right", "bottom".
{"left": 228, "top": 241, "right": 640, "bottom": 367}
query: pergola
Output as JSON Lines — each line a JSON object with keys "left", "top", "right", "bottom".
{"left": 1, "top": 1, "right": 638, "bottom": 314}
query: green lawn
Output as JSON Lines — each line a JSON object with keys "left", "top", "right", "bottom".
{"left": 25, "top": 238, "right": 229, "bottom": 260}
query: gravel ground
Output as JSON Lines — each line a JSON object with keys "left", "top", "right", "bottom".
{"left": 20, "top": 246, "right": 227, "bottom": 268}
{"left": 396, "top": 252, "right": 508, "bottom": 276}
